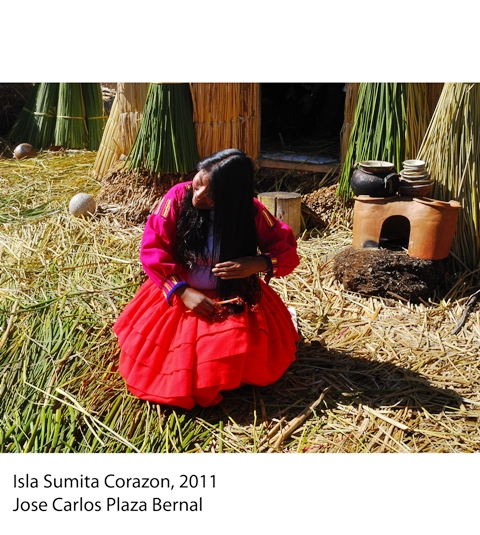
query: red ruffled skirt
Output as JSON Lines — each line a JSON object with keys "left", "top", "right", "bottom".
{"left": 113, "top": 278, "right": 298, "bottom": 410}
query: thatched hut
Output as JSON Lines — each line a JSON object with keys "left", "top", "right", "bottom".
{"left": 95, "top": 82, "right": 348, "bottom": 180}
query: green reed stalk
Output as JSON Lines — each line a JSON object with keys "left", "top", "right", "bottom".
{"left": 418, "top": 83, "right": 480, "bottom": 274}
{"left": 338, "top": 83, "right": 408, "bottom": 199}
{"left": 128, "top": 83, "right": 198, "bottom": 175}
{"left": 8, "top": 83, "right": 59, "bottom": 148}
{"left": 82, "top": 83, "right": 106, "bottom": 150}
{"left": 54, "top": 83, "right": 88, "bottom": 149}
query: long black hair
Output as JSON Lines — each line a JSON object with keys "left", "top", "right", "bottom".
{"left": 174, "top": 148, "right": 262, "bottom": 306}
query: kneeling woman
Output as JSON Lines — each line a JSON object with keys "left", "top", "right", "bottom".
{"left": 114, "top": 148, "right": 300, "bottom": 410}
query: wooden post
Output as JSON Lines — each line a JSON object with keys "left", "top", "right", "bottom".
{"left": 257, "top": 192, "right": 302, "bottom": 237}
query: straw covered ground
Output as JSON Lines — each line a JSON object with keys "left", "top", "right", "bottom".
{"left": 1, "top": 151, "right": 480, "bottom": 453}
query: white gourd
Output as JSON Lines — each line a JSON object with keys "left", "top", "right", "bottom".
{"left": 69, "top": 193, "right": 96, "bottom": 216}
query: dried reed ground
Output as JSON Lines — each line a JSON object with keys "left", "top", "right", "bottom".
{"left": 1, "top": 151, "right": 480, "bottom": 453}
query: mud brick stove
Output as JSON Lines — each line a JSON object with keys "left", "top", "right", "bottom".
{"left": 333, "top": 160, "right": 462, "bottom": 302}
{"left": 352, "top": 195, "right": 461, "bottom": 260}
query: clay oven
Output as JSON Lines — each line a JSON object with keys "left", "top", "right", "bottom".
{"left": 352, "top": 195, "right": 461, "bottom": 260}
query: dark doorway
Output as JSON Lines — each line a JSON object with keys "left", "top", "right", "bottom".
{"left": 260, "top": 83, "right": 345, "bottom": 160}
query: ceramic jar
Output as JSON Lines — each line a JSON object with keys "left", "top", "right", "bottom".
{"left": 350, "top": 160, "right": 400, "bottom": 197}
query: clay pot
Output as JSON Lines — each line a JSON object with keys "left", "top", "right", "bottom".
{"left": 14, "top": 143, "right": 37, "bottom": 159}
{"left": 399, "top": 180, "right": 432, "bottom": 197}
{"left": 350, "top": 161, "right": 400, "bottom": 197}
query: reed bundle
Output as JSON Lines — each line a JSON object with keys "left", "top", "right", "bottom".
{"left": 404, "top": 83, "right": 431, "bottom": 159}
{"left": 339, "top": 83, "right": 407, "bottom": 198}
{"left": 82, "top": 83, "right": 107, "bottom": 150}
{"left": 6, "top": 83, "right": 39, "bottom": 143}
{"left": 8, "top": 83, "right": 59, "bottom": 148}
{"left": 426, "top": 83, "right": 444, "bottom": 115}
{"left": 340, "top": 83, "right": 360, "bottom": 164}
{"left": 9, "top": 83, "right": 105, "bottom": 151}
{"left": 2, "top": 152, "right": 480, "bottom": 453}
{"left": 93, "top": 89, "right": 121, "bottom": 177}
{"left": 93, "top": 83, "right": 149, "bottom": 179}
{"left": 339, "top": 83, "right": 434, "bottom": 198}
{"left": 417, "top": 83, "right": 480, "bottom": 274}
{"left": 190, "top": 83, "right": 261, "bottom": 160}
{"left": 128, "top": 83, "right": 198, "bottom": 175}
{"left": 54, "top": 83, "right": 88, "bottom": 149}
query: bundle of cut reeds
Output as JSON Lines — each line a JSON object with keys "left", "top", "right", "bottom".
{"left": 417, "top": 83, "right": 480, "bottom": 273}
{"left": 54, "top": 83, "right": 88, "bottom": 149}
{"left": 338, "top": 83, "right": 434, "bottom": 198}
{"left": 404, "top": 83, "right": 431, "bottom": 160}
{"left": 93, "top": 83, "right": 149, "bottom": 179}
{"left": 340, "top": 83, "right": 360, "bottom": 164}
{"left": 128, "top": 83, "right": 198, "bottom": 175}
{"left": 339, "top": 83, "right": 408, "bottom": 198}
{"left": 426, "top": 83, "right": 444, "bottom": 115}
{"left": 7, "top": 83, "right": 39, "bottom": 144}
{"left": 190, "top": 83, "right": 261, "bottom": 161}
{"left": 82, "top": 83, "right": 107, "bottom": 151}
{"left": 8, "top": 83, "right": 59, "bottom": 148}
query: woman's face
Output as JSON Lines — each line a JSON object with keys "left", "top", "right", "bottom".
{"left": 192, "top": 170, "right": 214, "bottom": 209}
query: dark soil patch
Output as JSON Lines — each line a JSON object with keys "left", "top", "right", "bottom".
{"left": 302, "top": 183, "right": 354, "bottom": 229}
{"left": 96, "top": 165, "right": 195, "bottom": 224}
{"left": 332, "top": 246, "right": 450, "bottom": 303}
{"left": 96, "top": 164, "right": 347, "bottom": 230}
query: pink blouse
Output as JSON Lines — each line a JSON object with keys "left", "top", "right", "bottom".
{"left": 140, "top": 182, "right": 300, "bottom": 302}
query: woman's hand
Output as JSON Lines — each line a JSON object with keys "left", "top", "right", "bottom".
{"left": 211, "top": 256, "right": 269, "bottom": 279}
{"left": 174, "top": 286, "right": 219, "bottom": 318}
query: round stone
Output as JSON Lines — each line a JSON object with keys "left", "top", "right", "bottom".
{"left": 14, "top": 143, "right": 37, "bottom": 159}
{"left": 69, "top": 193, "right": 96, "bottom": 217}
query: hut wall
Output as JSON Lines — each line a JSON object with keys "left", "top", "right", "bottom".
{"left": 190, "top": 83, "right": 261, "bottom": 161}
